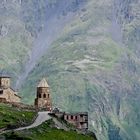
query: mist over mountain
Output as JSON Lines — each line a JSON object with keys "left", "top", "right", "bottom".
{"left": 0, "top": 0, "right": 140, "bottom": 140}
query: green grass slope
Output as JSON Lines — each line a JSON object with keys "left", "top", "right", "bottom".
{"left": 5, "top": 119, "right": 96, "bottom": 140}
{"left": 0, "top": 103, "right": 36, "bottom": 129}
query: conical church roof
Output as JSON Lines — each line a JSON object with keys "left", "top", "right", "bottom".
{"left": 37, "top": 78, "right": 49, "bottom": 88}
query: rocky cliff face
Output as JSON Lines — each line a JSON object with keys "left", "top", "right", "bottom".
{"left": 0, "top": 0, "right": 140, "bottom": 140}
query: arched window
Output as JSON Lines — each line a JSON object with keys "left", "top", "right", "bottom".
{"left": 48, "top": 94, "right": 50, "bottom": 98}
{"left": 39, "top": 94, "right": 41, "bottom": 98}
{"left": 0, "top": 90, "right": 3, "bottom": 94}
{"left": 43, "top": 94, "right": 46, "bottom": 98}
{"left": 71, "top": 116, "right": 73, "bottom": 119}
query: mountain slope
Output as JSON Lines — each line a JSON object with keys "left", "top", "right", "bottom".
{"left": 0, "top": 0, "right": 140, "bottom": 140}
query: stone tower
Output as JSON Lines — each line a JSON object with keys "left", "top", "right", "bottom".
{"left": 0, "top": 76, "right": 10, "bottom": 88}
{"left": 34, "top": 78, "right": 52, "bottom": 111}
{"left": 0, "top": 76, "right": 21, "bottom": 103}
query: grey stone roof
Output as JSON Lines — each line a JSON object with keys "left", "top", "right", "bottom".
{"left": 37, "top": 78, "right": 49, "bottom": 88}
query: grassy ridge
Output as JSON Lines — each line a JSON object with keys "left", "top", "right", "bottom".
{"left": 5, "top": 119, "right": 96, "bottom": 140}
{"left": 0, "top": 103, "right": 36, "bottom": 129}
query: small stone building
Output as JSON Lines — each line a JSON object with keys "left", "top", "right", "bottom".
{"left": 64, "top": 112, "right": 88, "bottom": 130}
{"left": 34, "top": 78, "right": 52, "bottom": 111}
{"left": 0, "top": 76, "right": 21, "bottom": 103}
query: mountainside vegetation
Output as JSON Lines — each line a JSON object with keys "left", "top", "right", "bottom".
{"left": 0, "top": 104, "right": 96, "bottom": 140}
{"left": 5, "top": 119, "right": 96, "bottom": 140}
{"left": 0, "top": 0, "right": 140, "bottom": 140}
{"left": 0, "top": 103, "right": 36, "bottom": 129}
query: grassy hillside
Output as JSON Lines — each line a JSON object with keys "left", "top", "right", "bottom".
{"left": 0, "top": 103, "right": 36, "bottom": 129}
{"left": 0, "top": 104, "right": 96, "bottom": 140}
{"left": 5, "top": 119, "right": 96, "bottom": 140}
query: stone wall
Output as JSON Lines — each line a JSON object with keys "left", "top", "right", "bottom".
{"left": 0, "top": 77, "right": 10, "bottom": 88}
{"left": 64, "top": 113, "right": 88, "bottom": 130}
{"left": 0, "top": 88, "right": 21, "bottom": 103}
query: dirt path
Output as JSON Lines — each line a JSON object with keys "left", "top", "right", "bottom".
{"left": 0, "top": 111, "right": 51, "bottom": 135}
{"left": 15, "top": 111, "right": 51, "bottom": 131}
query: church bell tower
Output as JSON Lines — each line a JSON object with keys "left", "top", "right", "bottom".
{"left": 34, "top": 78, "right": 52, "bottom": 111}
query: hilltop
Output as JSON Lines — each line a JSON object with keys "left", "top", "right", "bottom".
{"left": 5, "top": 119, "right": 96, "bottom": 140}
{"left": 0, "top": 103, "right": 96, "bottom": 140}
{"left": 0, "top": 103, "right": 36, "bottom": 130}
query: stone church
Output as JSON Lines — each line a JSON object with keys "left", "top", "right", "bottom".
{"left": 0, "top": 76, "right": 21, "bottom": 103}
{"left": 34, "top": 78, "right": 52, "bottom": 111}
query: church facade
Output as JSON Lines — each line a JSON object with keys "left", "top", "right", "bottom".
{"left": 0, "top": 76, "right": 21, "bottom": 103}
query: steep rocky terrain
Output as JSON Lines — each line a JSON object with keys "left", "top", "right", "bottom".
{"left": 0, "top": 0, "right": 140, "bottom": 140}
